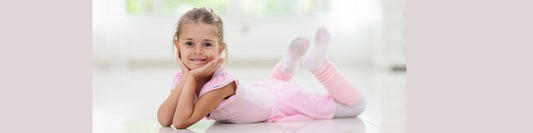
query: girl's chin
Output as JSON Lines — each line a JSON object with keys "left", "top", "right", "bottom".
{"left": 187, "top": 64, "right": 205, "bottom": 69}
{"left": 188, "top": 60, "right": 211, "bottom": 68}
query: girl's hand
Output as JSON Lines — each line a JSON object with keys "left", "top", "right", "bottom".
{"left": 176, "top": 45, "right": 191, "bottom": 76}
{"left": 177, "top": 57, "right": 190, "bottom": 76}
{"left": 189, "top": 58, "right": 224, "bottom": 80}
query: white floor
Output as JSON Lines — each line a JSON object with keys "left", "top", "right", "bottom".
{"left": 93, "top": 61, "right": 405, "bottom": 133}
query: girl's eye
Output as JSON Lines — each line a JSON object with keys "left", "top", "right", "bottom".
{"left": 203, "top": 43, "right": 212, "bottom": 47}
{"left": 185, "top": 42, "right": 193, "bottom": 46}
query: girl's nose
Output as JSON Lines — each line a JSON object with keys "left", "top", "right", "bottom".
{"left": 193, "top": 46, "right": 203, "bottom": 55}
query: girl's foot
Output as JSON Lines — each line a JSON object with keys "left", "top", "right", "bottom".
{"left": 283, "top": 37, "right": 310, "bottom": 75}
{"left": 304, "top": 26, "right": 330, "bottom": 72}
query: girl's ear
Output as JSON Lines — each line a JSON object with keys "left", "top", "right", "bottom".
{"left": 219, "top": 42, "right": 226, "bottom": 53}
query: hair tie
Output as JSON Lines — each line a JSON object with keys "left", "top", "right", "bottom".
{"left": 204, "top": 7, "right": 219, "bottom": 22}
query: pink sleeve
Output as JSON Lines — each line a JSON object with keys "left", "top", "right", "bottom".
{"left": 170, "top": 71, "right": 183, "bottom": 90}
{"left": 199, "top": 69, "right": 237, "bottom": 96}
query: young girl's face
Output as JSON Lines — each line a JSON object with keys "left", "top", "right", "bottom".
{"left": 176, "top": 23, "right": 224, "bottom": 70}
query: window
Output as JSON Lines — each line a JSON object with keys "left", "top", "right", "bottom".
{"left": 126, "top": 0, "right": 318, "bottom": 16}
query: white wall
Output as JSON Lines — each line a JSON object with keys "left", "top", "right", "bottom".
{"left": 93, "top": 0, "right": 405, "bottom": 69}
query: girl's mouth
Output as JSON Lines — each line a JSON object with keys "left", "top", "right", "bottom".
{"left": 190, "top": 59, "right": 208, "bottom": 63}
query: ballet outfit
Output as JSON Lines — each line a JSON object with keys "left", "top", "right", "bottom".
{"left": 170, "top": 60, "right": 364, "bottom": 123}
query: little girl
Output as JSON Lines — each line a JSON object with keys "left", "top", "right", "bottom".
{"left": 157, "top": 7, "right": 366, "bottom": 129}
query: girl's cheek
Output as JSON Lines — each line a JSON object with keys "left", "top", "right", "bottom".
{"left": 211, "top": 49, "right": 221, "bottom": 56}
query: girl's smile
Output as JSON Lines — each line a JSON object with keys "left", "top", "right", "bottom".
{"left": 190, "top": 58, "right": 208, "bottom": 64}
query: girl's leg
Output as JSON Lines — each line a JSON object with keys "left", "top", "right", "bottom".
{"left": 311, "top": 60, "right": 362, "bottom": 106}
{"left": 269, "top": 38, "right": 309, "bottom": 81}
{"left": 304, "top": 26, "right": 362, "bottom": 106}
{"left": 334, "top": 96, "right": 366, "bottom": 118}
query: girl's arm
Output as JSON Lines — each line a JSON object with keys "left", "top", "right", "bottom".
{"left": 158, "top": 57, "right": 191, "bottom": 127}
{"left": 173, "top": 78, "right": 236, "bottom": 129}
{"left": 172, "top": 57, "right": 229, "bottom": 129}
{"left": 157, "top": 74, "right": 188, "bottom": 127}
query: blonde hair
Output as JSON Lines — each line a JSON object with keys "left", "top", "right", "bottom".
{"left": 172, "top": 7, "right": 228, "bottom": 65}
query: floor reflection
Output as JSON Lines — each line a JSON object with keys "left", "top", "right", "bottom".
{"left": 159, "top": 118, "right": 365, "bottom": 133}
{"left": 159, "top": 127, "right": 195, "bottom": 133}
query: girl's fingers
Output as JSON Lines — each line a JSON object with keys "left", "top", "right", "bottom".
{"left": 201, "top": 59, "right": 216, "bottom": 71}
{"left": 193, "top": 58, "right": 224, "bottom": 78}
{"left": 207, "top": 58, "right": 223, "bottom": 75}
{"left": 177, "top": 58, "right": 190, "bottom": 72}
{"left": 211, "top": 58, "right": 223, "bottom": 69}
{"left": 177, "top": 58, "right": 184, "bottom": 67}
{"left": 214, "top": 58, "right": 224, "bottom": 69}
{"left": 207, "top": 59, "right": 217, "bottom": 68}
{"left": 179, "top": 59, "right": 187, "bottom": 68}
{"left": 177, "top": 58, "right": 182, "bottom": 67}
{"left": 204, "top": 58, "right": 222, "bottom": 72}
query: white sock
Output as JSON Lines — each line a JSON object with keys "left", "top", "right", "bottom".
{"left": 283, "top": 37, "right": 310, "bottom": 75}
{"left": 304, "top": 26, "right": 330, "bottom": 71}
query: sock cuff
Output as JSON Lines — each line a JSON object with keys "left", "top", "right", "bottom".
{"left": 311, "top": 60, "right": 335, "bottom": 82}
{"left": 270, "top": 59, "right": 293, "bottom": 81}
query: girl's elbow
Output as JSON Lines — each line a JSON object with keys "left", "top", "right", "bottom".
{"left": 159, "top": 121, "right": 172, "bottom": 127}
{"left": 172, "top": 120, "right": 190, "bottom": 129}
{"left": 173, "top": 124, "right": 189, "bottom": 129}
{"left": 157, "top": 115, "right": 173, "bottom": 127}
{"left": 173, "top": 123, "right": 190, "bottom": 129}
{"left": 158, "top": 119, "right": 172, "bottom": 127}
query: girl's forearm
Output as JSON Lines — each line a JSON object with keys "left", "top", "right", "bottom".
{"left": 173, "top": 75, "right": 197, "bottom": 126}
{"left": 157, "top": 74, "right": 188, "bottom": 126}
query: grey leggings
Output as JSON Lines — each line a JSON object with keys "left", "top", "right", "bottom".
{"left": 334, "top": 96, "right": 366, "bottom": 118}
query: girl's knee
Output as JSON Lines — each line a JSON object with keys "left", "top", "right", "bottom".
{"left": 337, "top": 94, "right": 364, "bottom": 107}
{"left": 334, "top": 96, "right": 366, "bottom": 118}
{"left": 354, "top": 96, "right": 366, "bottom": 114}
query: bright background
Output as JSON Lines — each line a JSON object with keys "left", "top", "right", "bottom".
{"left": 93, "top": 0, "right": 405, "bottom": 70}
